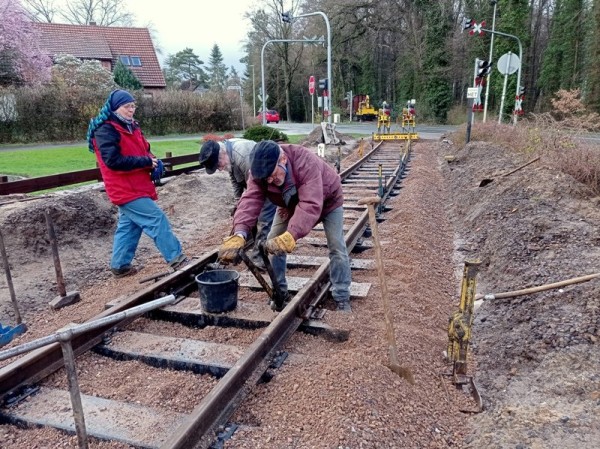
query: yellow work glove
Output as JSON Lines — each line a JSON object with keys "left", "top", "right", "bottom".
{"left": 265, "top": 231, "right": 296, "bottom": 256}
{"left": 218, "top": 234, "right": 245, "bottom": 264}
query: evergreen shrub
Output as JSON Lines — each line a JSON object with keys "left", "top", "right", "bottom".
{"left": 242, "top": 125, "right": 288, "bottom": 142}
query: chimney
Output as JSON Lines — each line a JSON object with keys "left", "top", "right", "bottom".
{"left": 89, "top": 21, "right": 96, "bottom": 26}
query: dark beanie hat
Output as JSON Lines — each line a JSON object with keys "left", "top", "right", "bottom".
{"left": 109, "top": 89, "right": 135, "bottom": 111}
{"left": 251, "top": 140, "right": 281, "bottom": 179}
{"left": 199, "top": 140, "right": 221, "bottom": 174}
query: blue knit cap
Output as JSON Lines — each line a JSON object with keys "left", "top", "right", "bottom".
{"left": 109, "top": 89, "right": 135, "bottom": 111}
{"left": 251, "top": 140, "right": 281, "bottom": 179}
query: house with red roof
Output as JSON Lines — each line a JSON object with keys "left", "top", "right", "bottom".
{"left": 34, "top": 22, "right": 166, "bottom": 90}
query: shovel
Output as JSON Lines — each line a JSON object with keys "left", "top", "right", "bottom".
{"left": 479, "top": 156, "right": 540, "bottom": 187}
{"left": 358, "top": 196, "right": 415, "bottom": 384}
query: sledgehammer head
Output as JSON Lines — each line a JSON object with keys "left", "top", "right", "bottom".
{"left": 357, "top": 196, "right": 381, "bottom": 207}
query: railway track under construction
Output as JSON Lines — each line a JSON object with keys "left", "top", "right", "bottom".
{"left": 0, "top": 139, "right": 412, "bottom": 449}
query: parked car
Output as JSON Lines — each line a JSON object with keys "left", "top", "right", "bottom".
{"left": 257, "top": 109, "right": 280, "bottom": 124}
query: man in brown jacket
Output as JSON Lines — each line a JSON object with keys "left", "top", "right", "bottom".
{"left": 218, "top": 140, "right": 352, "bottom": 312}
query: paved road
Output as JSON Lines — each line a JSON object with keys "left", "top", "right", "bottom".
{"left": 270, "top": 121, "right": 456, "bottom": 140}
{"left": 0, "top": 122, "right": 455, "bottom": 152}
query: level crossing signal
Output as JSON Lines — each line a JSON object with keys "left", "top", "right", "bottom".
{"left": 318, "top": 78, "right": 328, "bottom": 90}
{"left": 462, "top": 17, "right": 474, "bottom": 32}
{"left": 476, "top": 60, "right": 493, "bottom": 78}
{"left": 514, "top": 86, "right": 526, "bottom": 116}
{"left": 281, "top": 11, "right": 292, "bottom": 23}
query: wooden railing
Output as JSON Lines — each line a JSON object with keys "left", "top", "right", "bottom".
{"left": 0, "top": 154, "right": 200, "bottom": 196}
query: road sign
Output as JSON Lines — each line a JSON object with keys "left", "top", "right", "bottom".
{"left": 497, "top": 52, "right": 520, "bottom": 75}
{"left": 308, "top": 75, "right": 315, "bottom": 95}
{"left": 467, "top": 87, "right": 479, "bottom": 99}
{"left": 257, "top": 94, "right": 269, "bottom": 102}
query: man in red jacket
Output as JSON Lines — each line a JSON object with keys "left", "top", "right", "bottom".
{"left": 218, "top": 140, "right": 352, "bottom": 312}
{"left": 88, "top": 90, "right": 187, "bottom": 277}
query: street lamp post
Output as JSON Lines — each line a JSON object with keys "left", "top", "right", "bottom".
{"left": 260, "top": 37, "right": 325, "bottom": 126}
{"left": 249, "top": 64, "right": 256, "bottom": 117}
{"left": 282, "top": 11, "right": 332, "bottom": 124}
{"left": 227, "top": 85, "right": 244, "bottom": 130}
{"left": 482, "top": 0, "right": 498, "bottom": 123}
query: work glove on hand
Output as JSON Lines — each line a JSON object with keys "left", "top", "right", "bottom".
{"left": 265, "top": 231, "right": 296, "bottom": 256}
{"left": 151, "top": 159, "right": 165, "bottom": 182}
{"left": 218, "top": 234, "right": 245, "bottom": 264}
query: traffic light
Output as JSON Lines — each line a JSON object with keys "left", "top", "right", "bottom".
{"left": 318, "top": 78, "right": 328, "bottom": 90}
{"left": 281, "top": 11, "right": 292, "bottom": 23}
{"left": 477, "top": 60, "right": 493, "bottom": 78}
{"left": 462, "top": 17, "right": 474, "bottom": 32}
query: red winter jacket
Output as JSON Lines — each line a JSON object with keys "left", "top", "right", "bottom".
{"left": 92, "top": 117, "right": 156, "bottom": 206}
{"left": 233, "top": 144, "right": 344, "bottom": 240}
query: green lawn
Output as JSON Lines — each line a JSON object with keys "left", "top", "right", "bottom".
{"left": 0, "top": 140, "right": 204, "bottom": 178}
{"left": 0, "top": 133, "right": 361, "bottom": 178}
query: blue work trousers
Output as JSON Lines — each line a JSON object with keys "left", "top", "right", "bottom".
{"left": 111, "top": 197, "right": 182, "bottom": 269}
{"left": 268, "top": 206, "right": 351, "bottom": 302}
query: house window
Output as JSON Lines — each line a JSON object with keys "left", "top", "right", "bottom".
{"left": 119, "top": 55, "right": 131, "bottom": 65}
{"left": 130, "top": 56, "right": 142, "bottom": 66}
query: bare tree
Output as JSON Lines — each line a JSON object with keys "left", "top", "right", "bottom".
{"left": 61, "top": 0, "right": 134, "bottom": 26}
{"left": 21, "top": 0, "right": 57, "bottom": 22}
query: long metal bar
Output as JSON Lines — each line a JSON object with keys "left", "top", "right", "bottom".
{"left": 0, "top": 228, "right": 22, "bottom": 324}
{"left": 0, "top": 295, "right": 176, "bottom": 361}
{"left": 59, "top": 337, "right": 89, "bottom": 449}
{"left": 0, "top": 252, "right": 217, "bottom": 401}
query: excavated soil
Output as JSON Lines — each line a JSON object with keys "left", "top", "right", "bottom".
{"left": 0, "top": 134, "right": 599, "bottom": 448}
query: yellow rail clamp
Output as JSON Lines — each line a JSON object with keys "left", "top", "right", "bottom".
{"left": 372, "top": 133, "right": 419, "bottom": 141}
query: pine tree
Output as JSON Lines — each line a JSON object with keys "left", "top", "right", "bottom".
{"left": 420, "top": 0, "right": 453, "bottom": 122}
{"left": 113, "top": 60, "right": 142, "bottom": 90}
{"left": 583, "top": 0, "right": 600, "bottom": 112}
{"left": 163, "top": 48, "right": 206, "bottom": 90}
{"left": 538, "top": 0, "right": 586, "bottom": 107}
{"left": 206, "top": 44, "right": 228, "bottom": 92}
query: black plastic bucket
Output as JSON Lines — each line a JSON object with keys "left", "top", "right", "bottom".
{"left": 195, "top": 270, "right": 240, "bottom": 313}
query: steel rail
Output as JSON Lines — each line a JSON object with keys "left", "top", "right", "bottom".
{"left": 0, "top": 141, "right": 411, "bottom": 449}
{"left": 163, "top": 141, "right": 409, "bottom": 449}
{"left": 0, "top": 251, "right": 218, "bottom": 401}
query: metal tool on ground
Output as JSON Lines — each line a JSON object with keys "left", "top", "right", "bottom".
{"left": 358, "top": 196, "right": 415, "bottom": 384}
{"left": 479, "top": 156, "right": 540, "bottom": 187}
{"left": 0, "top": 228, "right": 23, "bottom": 325}
{"left": 445, "top": 260, "right": 483, "bottom": 412}
{"left": 240, "top": 242, "right": 289, "bottom": 312}
{"left": 45, "top": 210, "right": 81, "bottom": 310}
{"left": 0, "top": 228, "right": 27, "bottom": 347}
{"left": 476, "top": 270, "right": 600, "bottom": 301}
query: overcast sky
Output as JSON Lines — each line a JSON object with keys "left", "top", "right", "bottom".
{"left": 127, "top": 0, "right": 258, "bottom": 72}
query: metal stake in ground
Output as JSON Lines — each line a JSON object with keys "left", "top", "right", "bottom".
{"left": 358, "top": 196, "right": 414, "bottom": 384}
{"left": 45, "top": 209, "right": 81, "bottom": 309}
{"left": 0, "top": 228, "right": 23, "bottom": 324}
